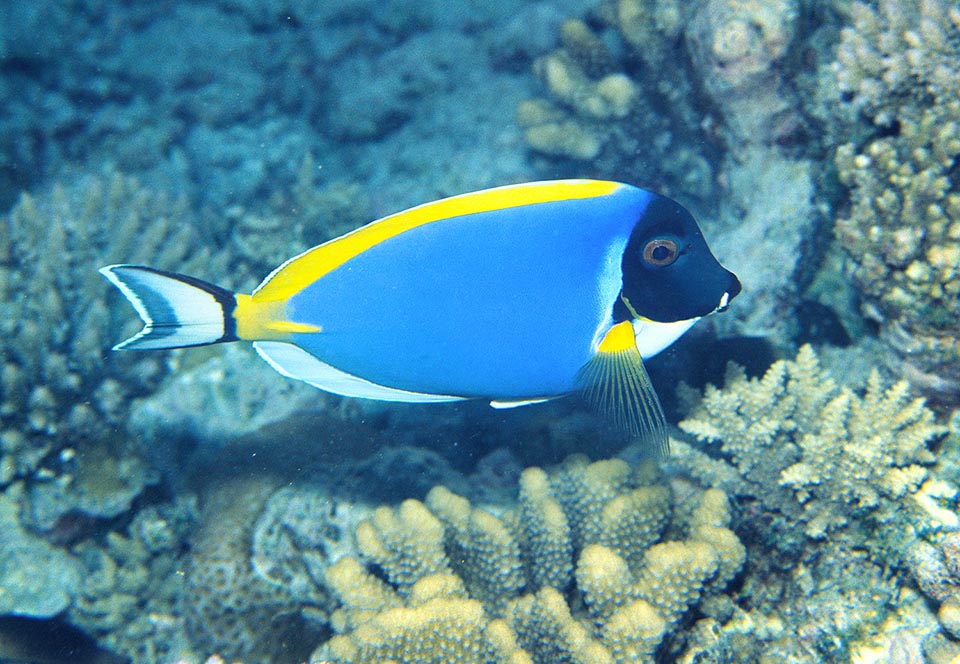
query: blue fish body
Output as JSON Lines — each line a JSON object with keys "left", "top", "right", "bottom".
{"left": 287, "top": 187, "right": 647, "bottom": 398}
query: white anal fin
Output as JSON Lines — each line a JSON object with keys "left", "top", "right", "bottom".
{"left": 254, "top": 341, "right": 465, "bottom": 403}
{"left": 490, "top": 397, "right": 555, "bottom": 409}
{"left": 577, "top": 321, "right": 668, "bottom": 457}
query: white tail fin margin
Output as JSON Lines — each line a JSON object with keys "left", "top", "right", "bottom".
{"left": 100, "top": 265, "right": 237, "bottom": 350}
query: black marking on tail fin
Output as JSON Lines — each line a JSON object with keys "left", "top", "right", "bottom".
{"left": 100, "top": 265, "right": 238, "bottom": 350}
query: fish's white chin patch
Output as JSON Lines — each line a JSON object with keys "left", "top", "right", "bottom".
{"left": 633, "top": 318, "right": 699, "bottom": 359}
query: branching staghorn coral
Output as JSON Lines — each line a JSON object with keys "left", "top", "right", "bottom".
{"left": 672, "top": 345, "right": 946, "bottom": 543}
{"left": 832, "top": 0, "right": 960, "bottom": 399}
{"left": 0, "top": 170, "right": 231, "bottom": 534}
{"left": 68, "top": 496, "right": 197, "bottom": 664}
{"left": 316, "top": 456, "right": 745, "bottom": 663}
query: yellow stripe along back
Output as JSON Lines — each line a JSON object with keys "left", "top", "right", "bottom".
{"left": 250, "top": 179, "right": 622, "bottom": 302}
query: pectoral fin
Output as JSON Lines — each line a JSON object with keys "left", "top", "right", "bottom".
{"left": 577, "top": 320, "right": 668, "bottom": 456}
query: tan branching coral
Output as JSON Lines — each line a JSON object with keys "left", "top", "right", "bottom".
{"left": 673, "top": 345, "right": 946, "bottom": 540}
{"left": 0, "top": 171, "right": 230, "bottom": 534}
{"left": 832, "top": 0, "right": 960, "bottom": 398}
{"left": 317, "top": 456, "right": 744, "bottom": 663}
{"left": 516, "top": 6, "right": 717, "bottom": 201}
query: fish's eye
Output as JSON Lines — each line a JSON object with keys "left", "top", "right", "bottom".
{"left": 642, "top": 238, "right": 679, "bottom": 267}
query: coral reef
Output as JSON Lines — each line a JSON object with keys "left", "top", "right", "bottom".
{"left": 68, "top": 497, "right": 198, "bottom": 663}
{"left": 517, "top": 0, "right": 805, "bottom": 193}
{"left": 666, "top": 345, "right": 960, "bottom": 660}
{"left": 831, "top": 0, "right": 960, "bottom": 399}
{"left": 672, "top": 345, "right": 946, "bottom": 544}
{"left": 909, "top": 535, "right": 960, "bottom": 639}
{"left": 516, "top": 7, "right": 716, "bottom": 201}
{"left": 905, "top": 528, "right": 960, "bottom": 663}
{"left": 316, "top": 455, "right": 745, "bottom": 663}
{"left": 685, "top": 0, "right": 799, "bottom": 148}
{"left": 182, "top": 476, "right": 325, "bottom": 663}
{"left": 0, "top": 493, "right": 81, "bottom": 617}
{"left": 7, "top": 2, "right": 960, "bottom": 663}
{"left": 228, "top": 153, "right": 372, "bottom": 276}
{"left": 0, "top": 171, "right": 229, "bottom": 536}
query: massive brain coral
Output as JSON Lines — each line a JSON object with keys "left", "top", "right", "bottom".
{"left": 314, "top": 455, "right": 745, "bottom": 663}
{"left": 832, "top": 0, "right": 960, "bottom": 400}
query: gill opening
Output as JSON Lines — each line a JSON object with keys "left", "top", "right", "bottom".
{"left": 620, "top": 293, "right": 653, "bottom": 323}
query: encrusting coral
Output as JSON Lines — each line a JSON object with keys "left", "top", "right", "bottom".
{"left": 0, "top": 492, "right": 82, "bottom": 617}
{"left": 909, "top": 533, "right": 960, "bottom": 640}
{"left": 0, "top": 170, "right": 230, "bottom": 535}
{"left": 831, "top": 0, "right": 960, "bottom": 400}
{"left": 671, "top": 345, "right": 947, "bottom": 546}
{"left": 316, "top": 455, "right": 745, "bottom": 663}
{"left": 183, "top": 476, "right": 325, "bottom": 663}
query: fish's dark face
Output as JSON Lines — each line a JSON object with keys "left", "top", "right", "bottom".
{"left": 618, "top": 194, "right": 741, "bottom": 324}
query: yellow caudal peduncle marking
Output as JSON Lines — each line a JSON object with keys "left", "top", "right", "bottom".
{"left": 233, "top": 294, "right": 321, "bottom": 341}
{"left": 598, "top": 320, "right": 638, "bottom": 353}
{"left": 252, "top": 179, "right": 623, "bottom": 302}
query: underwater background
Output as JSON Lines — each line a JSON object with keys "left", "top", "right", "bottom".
{"left": 1, "top": 0, "right": 960, "bottom": 662}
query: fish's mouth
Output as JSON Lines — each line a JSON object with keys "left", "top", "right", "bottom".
{"left": 714, "top": 275, "right": 742, "bottom": 313}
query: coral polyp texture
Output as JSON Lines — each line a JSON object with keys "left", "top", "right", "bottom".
{"left": 68, "top": 497, "right": 197, "bottom": 662}
{"left": 0, "top": 171, "right": 232, "bottom": 535}
{"left": 183, "top": 476, "right": 327, "bottom": 663}
{"left": 316, "top": 456, "right": 745, "bottom": 663}
{"left": 516, "top": 5, "right": 717, "bottom": 201}
{"left": 832, "top": 0, "right": 960, "bottom": 399}
{"left": 672, "top": 345, "right": 947, "bottom": 545}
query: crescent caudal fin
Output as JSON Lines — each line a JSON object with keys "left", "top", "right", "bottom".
{"left": 99, "top": 265, "right": 239, "bottom": 350}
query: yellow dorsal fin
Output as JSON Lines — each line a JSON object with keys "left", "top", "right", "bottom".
{"left": 577, "top": 320, "right": 668, "bottom": 456}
